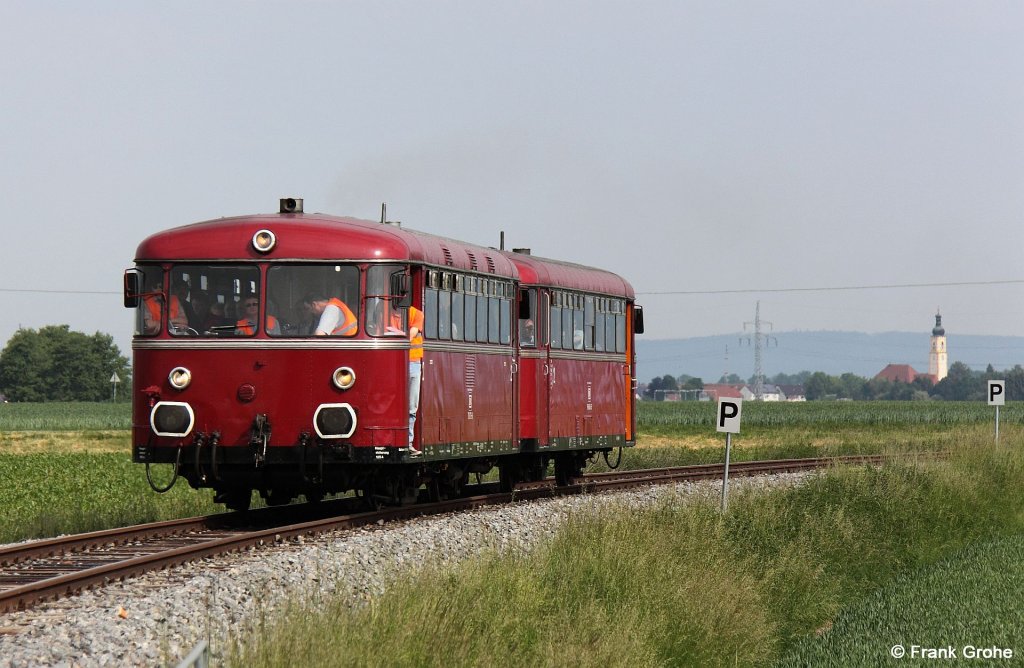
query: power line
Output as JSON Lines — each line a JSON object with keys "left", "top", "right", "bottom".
{"left": 637, "top": 279, "right": 1024, "bottom": 296}
{"left": 0, "top": 288, "right": 119, "bottom": 295}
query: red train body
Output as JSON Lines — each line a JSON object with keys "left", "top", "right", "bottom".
{"left": 125, "top": 200, "right": 643, "bottom": 509}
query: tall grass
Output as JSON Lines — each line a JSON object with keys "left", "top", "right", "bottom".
{"left": 227, "top": 435, "right": 1024, "bottom": 667}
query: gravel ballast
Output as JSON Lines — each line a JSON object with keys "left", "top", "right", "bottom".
{"left": 0, "top": 473, "right": 809, "bottom": 667}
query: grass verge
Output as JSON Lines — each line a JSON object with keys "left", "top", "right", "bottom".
{"left": 227, "top": 434, "right": 1024, "bottom": 667}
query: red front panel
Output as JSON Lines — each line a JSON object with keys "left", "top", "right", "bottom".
{"left": 132, "top": 344, "right": 409, "bottom": 449}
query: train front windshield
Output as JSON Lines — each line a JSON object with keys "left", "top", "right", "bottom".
{"left": 132, "top": 263, "right": 407, "bottom": 338}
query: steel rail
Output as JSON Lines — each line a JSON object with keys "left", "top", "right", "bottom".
{"left": 0, "top": 454, "right": 891, "bottom": 614}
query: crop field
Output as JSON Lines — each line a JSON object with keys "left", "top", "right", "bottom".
{"left": 639, "top": 399, "right": 1024, "bottom": 429}
{"left": 0, "top": 400, "right": 1016, "bottom": 543}
{"left": 1, "top": 399, "right": 1011, "bottom": 432}
{"left": 0, "top": 401, "right": 130, "bottom": 431}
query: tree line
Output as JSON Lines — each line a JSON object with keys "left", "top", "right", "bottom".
{"left": 645, "top": 363, "right": 1024, "bottom": 401}
{"left": 0, "top": 326, "right": 130, "bottom": 402}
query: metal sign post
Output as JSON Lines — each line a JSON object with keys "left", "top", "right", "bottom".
{"left": 716, "top": 398, "right": 742, "bottom": 512}
{"left": 110, "top": 372, "right": 121, "bottom": 403}
{"left": 988, "top": 380, "right": 1005, "bottom": 443}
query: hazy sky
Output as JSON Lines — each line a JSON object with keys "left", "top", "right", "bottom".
{"left": 1, "top": 1, "right": 1021, "bottom": 358}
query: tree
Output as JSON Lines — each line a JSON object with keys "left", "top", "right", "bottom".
{"left": 0, "top": 326, "right": 131, "bottom": 402}
{"left": 804, "top": 372, "right": 837, "bottom": 400}
{"left": 645, "top": 374, "right": 679, "bottom": 400}
{"left": 932, "top": 361, "right": 981, "bottom": 401}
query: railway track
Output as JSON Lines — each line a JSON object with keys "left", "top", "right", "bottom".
{"left": 0, "top": 454, "right": 885, "bottom": 614}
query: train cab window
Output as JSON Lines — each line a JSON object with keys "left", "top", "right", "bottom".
{"left": 161, "top": 265, "right": 260, "bottom": 337}
{"left": 133, "top": 266, "right": 167, "bottom": 336}
{"left": 267, "top": 264, "right": 360, "bottom": 337}
{"left": 367, "top": 265, "right": 407, "bottom": 337}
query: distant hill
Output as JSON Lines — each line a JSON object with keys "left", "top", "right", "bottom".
{"left": 636, "top": 331, "right": 1024, "bottom": 385}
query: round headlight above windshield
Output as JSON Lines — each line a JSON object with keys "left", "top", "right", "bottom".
{"left": 252, "top": 229, "right": 276, "bottom": 253}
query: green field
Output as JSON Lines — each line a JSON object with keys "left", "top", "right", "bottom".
{"left": 778, "top": 534, "right": 1024, "bottom": 665}
{"left": 0, "top": 401, "right": 130, "bottom": 431}
{"left": 638, "top": 399, "right": 1023, "bottom": 430}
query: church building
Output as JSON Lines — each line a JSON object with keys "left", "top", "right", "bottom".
{"left": 874, "top": 311, "right": 948, "bottom": 385}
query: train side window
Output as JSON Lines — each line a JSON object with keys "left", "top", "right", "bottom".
{"left": 573, "top": 305, "right": 584, "bottom": 350}
{"left": 464, "top": 293, "right": 476, "bottom": 343}
{"left": 476, "top": 295, "right": 489, "bottom": 343}
{"left": 595, "top": 310, "right": 606, "bottom": 352}
{"left": 438, "top": 290, "right": 451, "bottom": 340}
{"left": 451, "top": 292, "right": 464, "bottom": 341}
{"left": 550, "top": 305, "right": 562, "bottom": 349}
{"left": 605, "top": 308, "right": 616, "bottom": 351}
{"left": 486, "top": 297, "right": 499, "bottom": 344}
{"left": 562, "top": 307, "right": 573, "bottom": 349}
{"left": 499, "top": 298, "right": 511, "bottom": 345}
{"left": 584, "top": 296, "right": 595, "bottom": 350}
{"left": 424, "top": 288, "right": 439, "bottom": 340}
{"left": 616, "top": 313, "right": 626, "bottom": 353}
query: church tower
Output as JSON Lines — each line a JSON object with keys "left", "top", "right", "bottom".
{"left": 929, "top": 310, "right": 948, "bottom": 381}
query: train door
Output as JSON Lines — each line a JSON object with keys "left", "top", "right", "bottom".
{"left": 515, "top": 288, "right": 545, "bottom": 447}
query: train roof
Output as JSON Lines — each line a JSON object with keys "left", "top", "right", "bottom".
{"left": 502, "top": 250, "right": 634, "bottom": 299}
{"left": 135, "top": 211, "right": 633, "bottom": 298}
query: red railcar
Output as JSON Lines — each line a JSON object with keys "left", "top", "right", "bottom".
{"left": 125, "top": 199, "right": 643, "bottom": 509}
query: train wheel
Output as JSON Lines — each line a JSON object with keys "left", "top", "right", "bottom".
{"left": 554, "top": 453, "right": 584, "bottom": 487}
{"left": 216, "top": 490, "right": 252, "bottom": 512}
{"left": 499, "top": 461, "right": 521, "bottom": 492}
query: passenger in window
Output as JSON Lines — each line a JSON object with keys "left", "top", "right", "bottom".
{"left": 235, "top": 295, "right": 279, "bottom": 335}
{"left": 142, "top": 279, "right": 188, "bottom": 334}
{"left": 304, "top": 293, "right": 357, "bottom": 337}
{"left": 520, "top": 319, "right": 536, "bottom": 346}
{"left": 188, "top": 291, "right": 212, "bottom": 330}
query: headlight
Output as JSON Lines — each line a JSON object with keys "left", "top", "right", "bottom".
{"left": 150, "top": 401, "right": 195, "bottom": 437}
{"left": 252, "top": 229, "right": 276, "bottom": 253}
{"left": 168, "top": 366, "right": 192, "bottom": 390}
{"left": 332, "top": 366, "right": 356, "bottom": 390}
{"left": 313, "top": 403, "right": 357, "bottom": 439}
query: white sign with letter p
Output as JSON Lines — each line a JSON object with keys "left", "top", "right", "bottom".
{"left": 717, "top": 398, "right": 742, "bottom": 434}
{"left": 989, "top": 380, "right": 1006, "bottom": 406}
